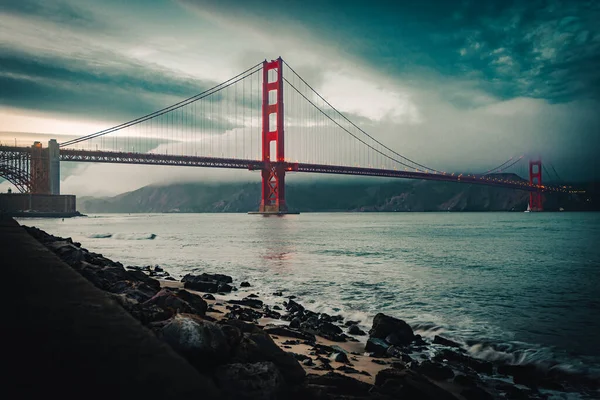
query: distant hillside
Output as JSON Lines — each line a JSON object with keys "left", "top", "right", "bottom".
{"left": 77, "top": 173, "right": 596, "bottom": 213}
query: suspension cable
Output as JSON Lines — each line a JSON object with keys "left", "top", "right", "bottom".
{"left": 60, "top": 62, "right": 264, "bottom": 147}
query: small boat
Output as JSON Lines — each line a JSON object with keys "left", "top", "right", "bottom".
{"left": 524, "top": 204, "right": 531, "bottom": 213}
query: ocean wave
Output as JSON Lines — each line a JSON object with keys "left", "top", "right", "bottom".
{"left": 113, "top": 233, "right": 157, "bottom": 240}
{"left": 87, "top": 233, "right": 157, "bottom": 240}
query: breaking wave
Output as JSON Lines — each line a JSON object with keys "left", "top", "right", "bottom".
{"left": 87, "top": 233, "right": 157, "bottom": 240}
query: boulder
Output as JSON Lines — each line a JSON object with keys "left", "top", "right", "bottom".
{"left": 214, "top": 361, "right": 283, "bottom": 400}
{"left": 347, "top": 324, "right": 366, "bottom": 335}
{"left": 374, "top": 368, "right": 460, "bottom": 400}
{"left": 264, "top": 326, "right": 316, "bottom": 343}
{"left": 369, "top": 313, "right": 415, "bottom": 345}
{"left": 240, "top": 281, "right": 251, "bottom": 287}
{"left": 433, "top": 349, "right": 493, "bottom": 375}
{"left": 331, "top": 352, "right": 349, "bottom": 364}
{"left": 107, "top": 280, "right": 158, "bottom": 303}
{"left": 305, "top": 372, "right": 372, "bottom": 397}
{"left": 230, "top": 329, "right": 306, "bottom": 384}
{"left": 161, "top": 314, "right": 231, "bottom": 370}
{"left": 144, "top": 288, "right": 207, "bottom": 316}
{"left": 417, "top": 361, "right": 455, "bottom": 381}
{"left": 285, "top": 299, "right": 305, "bottom": 313}
{"left": 184, "top": 280, "right": 218, "bottom": 293}
{"left": 182, "top": 272, "right": 233, "bottom": 284}
{"left": 365, "top": 337, "right": 390, "bottom": 356}
{"left": 125, "top": 269, "right": 161, "bottom": 291}
{"left": 228, "top": 298, "right": 263, "bottom": 309}
{"left": 461, "top": 386, "right": 494, "bottom": 400}
{"left": 433, "top": 335, "right": 462, "bottom": 349}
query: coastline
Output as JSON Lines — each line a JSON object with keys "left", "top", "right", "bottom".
{"left": 8, "top": 217, "right": 600, "bottom": 399}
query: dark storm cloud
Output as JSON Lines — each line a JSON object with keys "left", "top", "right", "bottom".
{"left": 186, "top": 0, "right": 600, "bottom": 105}
{"left": 0, "top": 0, "right": 101, "bottom": 29}
{"left": 0, "top": 49, "right": 241, "bottom": 127}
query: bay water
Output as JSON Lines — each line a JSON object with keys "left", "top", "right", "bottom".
{"left": 21, "top": 212, "right": 600, "bottom": 377}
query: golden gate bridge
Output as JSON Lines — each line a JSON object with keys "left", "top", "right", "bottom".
{"left": 0, "top": 57, "right": 566, "bottom": 213}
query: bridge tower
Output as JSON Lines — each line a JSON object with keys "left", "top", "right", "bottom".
{"left": 48, "top": 139, "right": 60, "bottom": 195}
{"left": 258, "top": 57, "right": 288, "bottom": 214}
{"left": 529, "top": 158, "right": 543, "bottom": 211}
{"left": 30, "top": 141, "right": 50, "bottom": 194}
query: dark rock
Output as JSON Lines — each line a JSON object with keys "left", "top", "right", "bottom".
{"left": 246, "top": 293, "right": 259, "bottom": 298}
{"left": 214, "top": 361, "right": 283, "bottom": 400}
{"left": 154, "top": 265, "right": 163, "bottom": 272}
{"left": 182, "top": 272, "right": 232, "bottom": 284}
{"left": 453, "top": 374, "right": 480, "bottom": 387}
{"left": 344, "top": 320, "right": 359, "bottom": 327}
{"left": 331, "top": 352, "right": 349, "bottom": 363}
{"left": 264, "top": 326, "right": 316, "bottom": 343}
{"left": 219, "top": 319, "right": 263, "bottom": 334}
{"left": 385, "top": 333, "right": 405, "bottom": 346}
{"left": 417, "top": 361, "right": 455, "bottom": 381}
{"left": 365, "top": 337, "right": 390, "bottom": 356}
{"left": 348, "top": 324, "right": 366, "bottom": 336}
{"left": 203, "top": 293, "right": 215, "bottom": 300}
{"left": 108, "top": 280, "right": 158, "bottom": 303}
{"left": 300, "top": 319, "right": 345, "bottom": 342}
{"left": 184, "top": 280, "right": 218, "bottom": 293}
{"left": 161, "top": 314, "right": 231, "bottom": 371}
{"left": 163, "top": 276, "right": 176, "bottom": 281}
{"left": 217, "top": 283, "right": 232, "bottom": 293}
{"left": 374, "top": 368, "right": 460, "bottom": 400}
{"left": 306, "top": 372, "right": 372, "bottom": 397}
{"left": 272, "top": 291, "right": 283, "bottom": 296}
{"left": 369, "top": 313, "right": 415, "bottom": 346}
{"left": 262, "top": 306, "right": 281, "bottom": 319}
{"left": 291, "top": 352, "right": 309, "bottom": 361}
{"left": 228, "top": 298, "right": 263, "bottom": 309}
{"left": 375, "top": 367, "right": 407, "bottom": 386}
{"left": 226, "top": 307, "right": 263, "bottom": 322}
{"left": 240, "top": 281, "right": 251, "bottom": 287}
{"left": 386, "top": 346, "right": 412, "bottom": 363}
{"left": 230, "top": 329, "right": 306, "bottom": 384}
{"left": 302, "top": 358, "right": 314, "bottom": 366}
{"left": 433, "top": 335, "right": 462, "bottom": 348}
{"left": 285, "top": 299, "right": 304, "bottom": 313}
{"left": 391, "top": 361, "right": 407, "bottom": 369}
{"left": 461, "top": 386, "right": 494, "bottom": 400}
{"left": 144, "top": 288, "right": 207, "bottom": 316}
{"left": 498, "top": 364, "right": 548, "bottom": 388}
{"left": 125, "top": 269, "right": 161, "bottom": 291}
{"left": 272, "top": 305, "right": 282, "bottom": 310}
{"left": 433, "top": 349, "right": 493, "bottom": 375}
{"left": 336, "top": 365, "right": 359, "bottom": 374}
{"left": 289, "top": 317, "right": 301, "bottom": 329}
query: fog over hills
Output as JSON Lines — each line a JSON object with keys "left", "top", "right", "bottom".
{"left": 78, "top": 174, "right": 596, "bottom": 213}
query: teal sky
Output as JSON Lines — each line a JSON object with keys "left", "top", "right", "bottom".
{"left": 0, "top": 0, "right": 598, "bottom": 194}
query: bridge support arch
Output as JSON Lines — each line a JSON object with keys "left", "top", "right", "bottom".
{"left": 529, "top": 159, "right": 543, "bottom": 211}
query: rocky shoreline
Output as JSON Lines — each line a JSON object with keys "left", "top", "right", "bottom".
{"left": 24, "top": 225, "right": 599, "bottom": 399}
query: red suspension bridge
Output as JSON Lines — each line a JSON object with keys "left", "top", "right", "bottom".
{"left": 0, "top": 57, "right": 566, "bottom": 212}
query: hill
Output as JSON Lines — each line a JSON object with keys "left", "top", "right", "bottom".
{"left": 77, "top": 173, "right": 594, "bottom": 213}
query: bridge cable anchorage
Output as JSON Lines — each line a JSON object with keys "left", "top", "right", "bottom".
{"left": 59, "top": 62, "right": 264, "bottom": 148}
{"left": 283, "top": 76, "right": 433, "bottom": 171}
{"left": 282, "top": 59, "right": 443, "bottom": 174}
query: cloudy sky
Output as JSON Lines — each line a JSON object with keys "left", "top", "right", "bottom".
{"left": 1, "top": 0, "right": 598, "bottom": 195}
